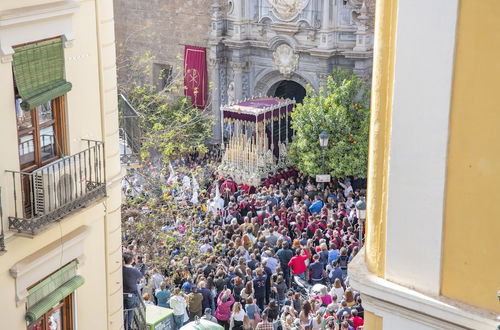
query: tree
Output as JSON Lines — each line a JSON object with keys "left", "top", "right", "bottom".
{"left": 127, "top": 83, "right": 213, "bottom": 161}
{"left": 288, "top": 69, "right": 370, "bottom": 178}
{"left": 117, "top": 50, "right": 213, "bottom": 162}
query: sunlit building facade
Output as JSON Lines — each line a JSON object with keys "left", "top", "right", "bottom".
{"left": 350, "top": 0, "right": 500, "bottom": 329}
{"left": 0, "top": 0, "right": 123, "bottom": 328}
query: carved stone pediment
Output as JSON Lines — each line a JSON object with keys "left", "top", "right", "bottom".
{"left": 269, "top": 0, "right": 309, "bottom": 21}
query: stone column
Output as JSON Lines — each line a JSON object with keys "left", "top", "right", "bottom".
{"left": 94, "top": 0, "right": 123, "bottom": 328}
{"left": 209, "top": 1, "right": 225, "bottom": 143}
{"left": 232, "top": 0, "right": 245, "bottom": 41}
{"left": 209, "top": 56, "right": 221, "bottom": 142}
{"left": 210, "top": 2, "right": 223, "bottom": 38}
{"left": 353, "top": 1, "right": 370, "bottom": 52}
{"left": 319, "top": 0, "right": 333, "bottom": 49}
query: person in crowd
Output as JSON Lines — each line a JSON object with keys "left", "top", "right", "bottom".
{"left": 169, "top": 288, "right": 188, "bottom": 330}
{"left": 255, "top": 311, "right": 273, "bottom": 330}
{"left": 288, "top": 247, "right": 310, "bottom": 280}
{"left": 245, "top": 297, "right": 260, "bottom": 328}
{"left": 202, "top": 308, "right": 218, "bottom": 323}
{"left": 122, "top": 252, "right": 143, "bottom": 330}
{"left": 229, "top": 302, "right": 246, "bottom": 330}
{"left": 155, "top": 282, "right": 171, "bottom": 308}
{"left": 272, "top": 275, "right": 287, "bottom": 306}
{"left": 121, "top": 154, "right": 367, "bottom": 330}
{"left": 143, "top": 292, "right": 154, "bottom": 305}
{"left": 351, "top": 309, "right": 364, "bottom": 329}
{"left": 187, "top": 286, "right": 203, "bottom": 320}
{"left": 215, "top": 289, "right": 235, "bottom": 330}
{"left": 331, "top": 278, "right": 345, "bottom": 304}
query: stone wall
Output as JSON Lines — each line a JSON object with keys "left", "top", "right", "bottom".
{"left": 113, "top": 0, "right": 214, "bottom": 89}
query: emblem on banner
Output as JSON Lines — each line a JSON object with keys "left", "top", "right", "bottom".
{"left": 186, "top": 68, "right": 200, "bottom": 89}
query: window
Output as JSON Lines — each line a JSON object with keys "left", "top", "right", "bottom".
{"left": 12, "top": 36, "right": 71, "bottom": 172}
{"left": 153, "top": 63, "right": 172, "bottom": 91}
{"left": 27, "top": 294, "right": 73, "bottom": 330}
{"left": 25, "top": 261, "right": 82, "bottom": 330}
{"left": 16, "top": 95, "right": 67, "bottom": 171}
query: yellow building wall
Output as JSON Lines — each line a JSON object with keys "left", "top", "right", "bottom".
{"left": 441, "top": 0, "right": 500, "bottom": 314}
{"left": 0, "top": 0, "right": 123, "bottom": 328}
{"left": 365, "top": 0, "right": 398, "bottom": 277}
{"left": 0, "top": 207, "right": 109, "bottom": 329}
{"left": 365, "top": 311, "right": 383, "bottom": 330}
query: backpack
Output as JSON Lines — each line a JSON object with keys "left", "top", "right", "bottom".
{"left": 337, "top": 255, "right": 349, "bottom": 269}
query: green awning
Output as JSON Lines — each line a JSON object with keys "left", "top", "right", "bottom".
{"left": 25, "top": 275, "right": 84, "bottom": 324}
{"left": 12, "top": 37, "right": 72, "bottom": 111}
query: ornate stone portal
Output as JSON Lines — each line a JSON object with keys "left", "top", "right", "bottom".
{"left": 208, "top": 0, "right": 375, "bottom": 142}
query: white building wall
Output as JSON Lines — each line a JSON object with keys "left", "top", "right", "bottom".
{"left": 385, "top": 0, "right": 459, "bottom": 295}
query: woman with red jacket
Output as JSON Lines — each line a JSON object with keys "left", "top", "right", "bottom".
{"left": 215, "top": 289, "right": 235, "bottom": 330}
{"left": 287, "top": 247, "right": 311, "bottom": 280}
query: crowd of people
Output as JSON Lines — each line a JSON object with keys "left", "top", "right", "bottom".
{"left": 121, "top": 151, "right": 367, "bottom": 330}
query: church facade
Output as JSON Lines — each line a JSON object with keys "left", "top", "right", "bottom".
{"left": 208, "top": 0, "right": 374, "bottom": 140}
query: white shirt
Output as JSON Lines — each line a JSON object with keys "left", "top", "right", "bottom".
{"left": 263, "top": 256, "right": 279, "bottom": 274}
{"left": 169, "top": 295, "right": 187, "bottom": 316}
{"left": 231, "top": 309, "right": 246, "bottom": 325}
{"left": 200, "top": 243, "right": 213, "bottom": 253}
{"left": 339, "top": 182, "right": 353, "bottom": 198}
{"left": 151, "top": 273, "right": 164, "bottom": 291}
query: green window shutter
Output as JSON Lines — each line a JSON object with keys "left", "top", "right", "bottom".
{"left": 27, "top": 261, "right": 78, "bottom": 309}
{"left": 25, "top": 275, "right": 84, "bottom": 324}
{"left": 12, "top": 37, "right": 72, "bottom": 111}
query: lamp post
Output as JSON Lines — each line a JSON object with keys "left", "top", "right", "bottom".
{"left": 319, "top": 131, "right": 329, "bottom": 190}
{"left": 355, "top": 197, "right": 367, "bottom": 246}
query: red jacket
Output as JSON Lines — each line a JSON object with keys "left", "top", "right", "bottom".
{"left": 288, "top": 249, "right": 310, "bottom": 274}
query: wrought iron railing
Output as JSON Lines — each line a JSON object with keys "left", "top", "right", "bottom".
{"left": 118, "top": 94, "right": 142, "bottom": 164}
{"left": 123, "top": 294, "right": 147, "bottom": 330}
{"left": 7, "top": 140, "right": 106, "bottom": 234}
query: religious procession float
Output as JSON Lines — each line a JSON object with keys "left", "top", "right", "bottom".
{"left": 219, "top": 97, "right": 295, "bottom": 186}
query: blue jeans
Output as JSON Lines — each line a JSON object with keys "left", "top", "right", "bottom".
{"left": 123, "top": 294, "right": 139, "bottom": 330}
{"left": 173, "top": 314, "right": 185, "bottom": 330}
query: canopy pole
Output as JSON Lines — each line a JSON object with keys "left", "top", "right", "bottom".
{"left": 286, "top": 106, "right": 289, "bottom": 145}
{"left": 221, "top": 111, "right": 225, "bottom": 150}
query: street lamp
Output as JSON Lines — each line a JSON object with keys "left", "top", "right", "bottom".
{"left": 319, "top": 131, "right": 330, "bottom": 148}
{"left": 355, "top": 197, "right": 367, "bottom": 246}
{"left": 319, "top": 131, "right": 330, "bottom": 190}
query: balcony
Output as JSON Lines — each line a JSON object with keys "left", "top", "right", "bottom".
{"left": 7, "top": 140, "right": 106, "bottom": 235}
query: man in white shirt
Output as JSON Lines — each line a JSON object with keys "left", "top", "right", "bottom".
{"left": 200, "top": 238, "right": 213, "bottom": 254}
{"left": 339, "top": 180, "right": 353, "bottom": 198}
{"left": 262, "top": 250, "right": 279, "bottom": 274}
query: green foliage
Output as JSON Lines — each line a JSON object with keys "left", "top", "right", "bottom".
{"left": 119, "top": 51, "right": 213, "bottom": 163}
{"left": 288, "top": 68, "right": 370, "bottom": 178}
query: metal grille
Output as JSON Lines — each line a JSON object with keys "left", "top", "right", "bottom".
{"left": 7, "top": 140, "right": 106, "bottom": 235}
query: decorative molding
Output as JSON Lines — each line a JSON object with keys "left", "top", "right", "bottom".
{"left": 0, "top": 0, "right": 79, "bottom": 59}
{"left": 9, "top": 226, "right": 90, "bottom": 305}
{"left": 253, "top": 70, "right": 312, "bottom": 96}
{"left": 268, "top": 35, "right": 298, "bottom": 52}
{"left": 273, "top": 43, "right": 299, "bottom": 78}
{"left": 349, "top": 249, "right": 498, "bottom": 329}
{"left": 269, "top": 0, "right": 310, "bottom": 22}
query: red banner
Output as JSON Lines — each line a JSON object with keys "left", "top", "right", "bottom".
{"left": 184, "top": 46, "right": 207, "bottom": 109}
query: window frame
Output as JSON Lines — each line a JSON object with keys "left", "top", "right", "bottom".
{"left": 17, "top": 95, "right": 68, "bottom": 172}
